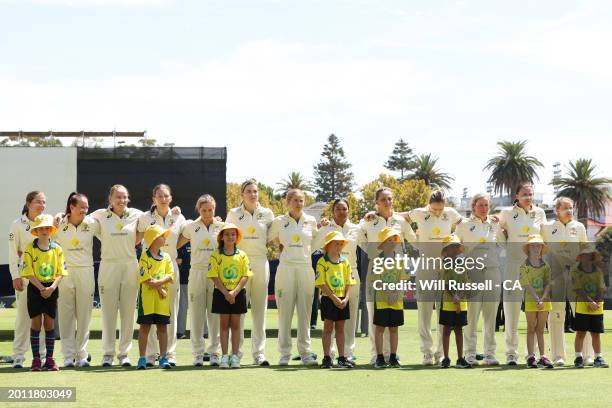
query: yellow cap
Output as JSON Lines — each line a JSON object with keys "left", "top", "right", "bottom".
{"left": 441, "top": 234, "right": 464, "bottom": 256}
{"left": 144, "top": 224, "right": 170, "bottom": 248}
{"left": 377, "top": 227, "right": 401, "bottom": 249}
{"left": 523, "top": 234, "right": 548, "bottom": 256}
{"left": 31, "top": 214, "right": 57, "bottom": 237}
{"left": 576, "top": 243, "right": 601, "bottom": 262}
{"left": 217, "top": 222, "right": 242, "bottom": 245}
{"left": 322, "top": 231, "right": 349, "bottom": 251}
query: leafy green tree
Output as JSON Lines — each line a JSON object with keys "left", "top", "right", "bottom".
{"left": 313, "top": 134, "right": 354, "bottom": 202}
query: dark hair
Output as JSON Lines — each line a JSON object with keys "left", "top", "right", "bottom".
{"left": 429, "top": 189, "right": 446, "bottom": 204}
{"left": 240, "top": 179, "right": 258, "bottom": 193}
{"left": 375, "top": 187, "right": 392, "bottom": 202}
{"left": 65, "top": 192, "right": 88, "bottom": 216}
{"left": 513, "top": 182, "right": 534, "bottom": 205}
{"left": 151, "top": 184, "right": 172, "bottom": 213}
{"left": 332, "top": 198, "right": 350, "bottom": 212}
{"left": 22, "top": 191, "right": 43, "bottom": 215}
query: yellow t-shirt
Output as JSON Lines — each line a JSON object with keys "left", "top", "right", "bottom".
{"left": 440, "top": 266, "right": 468, "bottom": 312}
{"left": 519, "top": 261, "right": 552, "bottom": 312}
{"left": 20, "top": 239, "right": 68, "bottom": 283}
{"left": 138, "top": 250, "right": 175, "bottom": 316}
{"left": 571, "top": 265, "right": 605, "bottom": 315}
{"left": 315, "top": 255, "right": 356, "bottom": 298}
{"left": 369, "top": 256, "right": 409, "bottom": 310}
{"left": 207, "top": 248, "right": 252, "bottom": 290}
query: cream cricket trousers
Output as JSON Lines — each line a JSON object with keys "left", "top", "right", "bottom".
{"left": 464, "top": 267, "right": 501, "bottom": 358}
{"left": 239, "top": 256, "right": 269, "bottom": 360}
{"left": 58, "top": 266, "right": 95, "bottom": 361}
{"left": 416, "top": 266, "right": 443, "bottom": 358}
{"left": 275, "top": 263, "right": 315, "bottom": 359}
{"left": 331, "top": 273, "right": 360, "bottom": 359}
{"left": 188, "top": 267, "right": 220, "bottom": 357}
{"left": 99, "top": 259, "right": 138, "bottom": 359}
{"left": 146, "top": 259, "right": 180, "bottom": 360}
{"left": 13, "top": 278, "right": 46, "bottom": 360}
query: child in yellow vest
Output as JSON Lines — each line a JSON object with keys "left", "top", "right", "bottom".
{"left": 520, "top": 235, "right": 553, "bottom": 368}
{"left": 438, "top": 235, "right": 471, "bottom": 369}
{"left": 137, "top": 225, "right": 175, "bottom": 369}
{"left": 208, "top": 223, "right": 252, "bottom": 369}
{"left": 572, "top": 245, "right": 608, "bottom": 368}
{"left": 21, "top": 214, "right": 67, "bottom": 371}
{"left": 315, "top": 231, "right": 356, "bottom": 369}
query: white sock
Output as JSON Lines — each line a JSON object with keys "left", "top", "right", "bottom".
{"left": 575, "top": 352, "right": 583, "bottom": 358}
{"left": 595, "top": 353, "right": 602, "bottom": 358}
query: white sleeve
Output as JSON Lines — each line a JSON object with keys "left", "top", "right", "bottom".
{"left": 267, "top": 218, "right": 280, "bottom": 243}
{"left": 225, "top": 209, "right": 237, "bottom": 224}
{"left": 137, "top": 213, "right": 148, "bottom": 233}
{"left": 401, "top": 220, "right": 417, "bottom": 243}
{"left": 8, "top": 222, "right": 21, "bottom": 280}
{"left": 448, "top": 208, "right": 463, "bottom": 224}
{"left": 311, "top": 226, "right": 326, "bottom": 251}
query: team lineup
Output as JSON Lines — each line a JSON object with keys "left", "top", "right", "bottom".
{"left": 7, "top": 180, "right": 609, "bottom": 371}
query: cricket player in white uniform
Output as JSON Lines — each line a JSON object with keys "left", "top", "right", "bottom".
{"left": 8, "top": 191, "right": 47, "bottom": 368}
{"left": 225, "top": 179, "right": 274, "bottom": 366}
{"left": 268, "top": 189, "right": 319, "bottom": 366}
{"left": 455, "top": 193, "right": 504, "bottom": 366}
{"left": 55, "top": 192, "right": 99, "bottom": 368}
{"left": 359, "top": 187, "right": 416, "bottom": 365}
{"left": 541, "top": 196, "right": 591, "bottom": 366}
{"left": 177, "top": 194, "right": 222, "bottom": 367}
{"left": 91, "top": 185, "right": 142, "bottom": 367}
{"left": 137, "top": 184, "right": 186, "bottom": 366}
{"left": 312, "top": 198, "right": 361, "bottom": 362}
{"left": 498, "top": 183, "right": 546, "bottom": 365}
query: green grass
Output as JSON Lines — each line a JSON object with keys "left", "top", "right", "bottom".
{"left": 0, "top": 309, "right": 611, "bottom": 408}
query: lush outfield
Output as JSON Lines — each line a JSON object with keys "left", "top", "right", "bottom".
{"left": 0, "top": 309, "right": 611, "bottom": 408}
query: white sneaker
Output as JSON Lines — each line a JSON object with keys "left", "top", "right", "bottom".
{"left": 76, "top": 358, "right": 90, "bottom": 367}
{"left": 278, "top": 355, "right": 290, "bottom": 366}
{"left": 209, "top": 354, "right": 220, "bottom": 367}
{"left": 119, "top": 356, "right": 131, "bottom": 367}
{"left": 64, "top": 358, "right": 75, "bottom": 367}
{"left": 484, "top": 355, "right": 499, "bottom": 366}
{"left": 585, "top": 357, "right": 594, "bottom": 366}
{"left": 168, "top": 357, "right": 177, "bottom": 367}
{"left": 101, "top": 355, "right": 113, "bottom": 367}
{"left": 12, "top": 357, "right": 25, "bottom": 369}
{"left": 301, "top": 354, "right": 318, "bottom": 366}
{"left": 465, "top": 355, "right": 478, "bottom": 367}
{"left": 146, "top": 355, "right": 156, "bottom": 367}
{"left": 433, "top": 352, "right": 442, "bottom": 365}
{"left": 219, "top": 355, "right": 230, "bottom": 369}
{"left": 507, "top": 355, "right": 518, "bottom": 366}
{"left": 554, "top": 358, "right": 565, "bottom": 367}
{"left": 422, "top": 353, "right": 434, "bottom": 366}
{"left": 193, "top": 355, "right": 204, "bottom": 367}
{"left": 254, "top": 355, "right": 270, "bottom": 366}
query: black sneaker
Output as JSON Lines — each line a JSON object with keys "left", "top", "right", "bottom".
{"left": 526, "top": 355, "right": 538, "bottom": 369}
{"left": 537, "top": 356, "right": 553, "bottom": 369}
{"left": 456, "top": 357, "right": 471, "bottom": 369}
{"left": 440, "top": 357, "right": 451, "bottom": 368}
{"left": 374, "top": 355, "right": 387, "bottom": 369}
{"left": 320, "top": 356, "right": 332, "bottom": 369}
{"left": 337, "top": 356, "right": 352, "bottom": 369}
{"left": 574, "top": 356, "right": 584, "bottom": 368}
{"left": 388, "top": 355, "right": 401, "bottom": 368}
{"left": 594, "top": 356, "right": 609, "bottom": 368}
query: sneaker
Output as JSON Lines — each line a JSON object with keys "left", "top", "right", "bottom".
{"left": 219, "top": 355, "right": 230, "bottom": 369}
{"left": 254, "top": 355, "right": 270, "bottom": 367}
{"left": 347, "top": 355, "right": 357, "bottom": 364}
{"left": 210, "top": 354, "right": 220, "bottom": 367}
{"left": 422, "top": 353, "right": 434, "bottom": 366}
{"left": 146, "top": 355, "right": 156, "bottom": 367}
{"left": 337, "top": 356, "right": 353, "bottom": 369}
{"left": 388, "top": 355, "right": 402, "bottom": 368}
{"left": 76, "top": 358, "right": 90, "bottom": 367}
{"left": 13, "top": 357, "right": 25, "bottom": 369}
{"left": 507, "top": 354, "right": 518, "bottom": 366}
{"left": 440, "top": 357, "right": 451, "bottom": 368}
{"left": 433, "top": 352, "right": 442, "bottom": 365}
{"left": 585, "top": 357, "right": 594, "bottom": 366}
{"left": 374, "top": 355, "right": 387, "bottom": 369}
{"left": 456, "top": 357, "right": 471, "bottom": 369}
{"left": 102, "top": 355, "right": 113, "bottom": 367}
{"left": 44, "top": 357, "right": 59, "bottom": 371}
{"left": 177, "top": 333, "right": 187, "bottom": 339}
{"left": 574, "top": 356, "right": 584, "bottom": 368}
{"left": 168, "top": 357, "right": 177, "bottom": 367}
{"left": 465, "top": 355, "right": 479, "bottom": 367}
{"left": 159, "top": 356, "right": 171, "bottom": 369}
{"left": 137, "top": 357, "right": 147, "bottom": 370}
{"left": 537, "top": 356, "right": 553, "bottom": 369}
{"left": 64, "top": 358, "right": 75, "bottom": 368}
{"left": 278, "top": 355, "right": 290, "bottom": 366}
{"left": 475, "top": 353, "right": 485, "bottom": 360}
{"left": 484, "top": 355, "right": 499, "bottom": 366}
{"left": 554, "top": 358, "right": 565, "bottom": 367}
{"left": 321, "top": 356, "right": 332, "bottom": 369}
{"left": 301, "top": 354, "right": 318, "bottom": 366}
{"left": 119, "top": 356, "right": 131, "bottom": 367}
{"left": 230, "top": 354, "right": 241, "bottom": 368}
{"left": 526, "top": 355, "right": 537, "bottom": 369}
{"left": 193, "top": 355, "right": 204, "bottom": 367}
{"left": 203, "top": 352, "right": 210, "bottom": 362}
{"left": 593, "top": 356, "right": 609, "bottom": 368}
{"left": 31, "top": 357, "right": 42, "bottom": 371}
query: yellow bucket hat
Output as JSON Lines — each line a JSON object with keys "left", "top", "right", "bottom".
{"left": 523, "top": 234, "right": 548, "bottom": 256}
{"left": 576, "top": 243, "right": 601, "bottom": 262}
{"left": 217, "top": 222, "right": 243, "bottom": 245}
{"left": 31, "top": 214, "right": 57, "bottom": 236}
{"left": 441, "top": 234, "right": 464, "bottom": 255}
{"left": 322, "top": 231, "right": 348, "bottom": 251}
{"left": 377, "top": 227, "right": 401, "bottom": 249}
{"left": 144, "top": 224, "right": 170, "bottom": 248}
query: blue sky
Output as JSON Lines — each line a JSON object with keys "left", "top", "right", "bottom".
{"left": 1, "top": 0, "right": 610, "bottom": 202}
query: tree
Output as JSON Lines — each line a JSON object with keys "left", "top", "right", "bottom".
{"left": 384, "top": 138, "right": 416, "bottom": 179}
{"left": 484, "top": 140, "right": 543, "bottom": 198}
{"left": 276, "top": 172, "right": 313, "bottom": 197}
{"left": 361, "top": 174, "right": 431, "bottom": 212}
{"left": 312, "top": 134, "right": 354, "bottom": 202}
{"left": 138, "top": 138, "right": 157, "bottom": 147}
{"left": 408, "top": 154, "right": 454, "bottom": 190}
{"left": 552, "top": 158, "right": 611, "bottom": 225}
{"left": 322, "top": 192, "right": 368, "bottom": 223}
{"left": 0, "top": 136, "right": 63, "bottom": 147}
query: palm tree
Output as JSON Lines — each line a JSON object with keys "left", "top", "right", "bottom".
{"left": 276, "top": 171, "right": 313, "bottom": 197}
{"left": 553, "top": 158, "right": 611, "bottom": 225}
{"left": 484, "top": 140, "right": 543, "bottom": 197}
{"left": 408, "top": 154, "right": 454, "bottom": 190}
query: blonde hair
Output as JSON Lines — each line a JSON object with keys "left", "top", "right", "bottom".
{"left": 555, "top": 196, "right": 574, "bottom": 210}
{"left": 286, "top": 189, "right": 305, "bottom": 203}
{"left": 195, "top": 194, "right": 216, "bottom": 211}
{"left": 108, "top": 184, "right": 129, "bottom": 205}
{"left": 470, "top": 193, "right": 491, "bottom": 212}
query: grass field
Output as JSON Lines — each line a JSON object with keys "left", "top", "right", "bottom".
{"left": 0, "top": 308, "right": 611, "bottom": 408}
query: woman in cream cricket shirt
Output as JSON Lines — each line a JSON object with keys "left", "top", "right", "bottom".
{"left": 225, "top": 179, "right": 275, "bottom": 366}
{"left": 268, "top": 189, "right": 319, "bottom": 366}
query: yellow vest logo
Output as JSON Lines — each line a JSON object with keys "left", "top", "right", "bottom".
{"left": 560, "top": 240, "right": 568, "bottom": 247}
{"left": 479, "top": 236, "right": 486, "bottom": 243}
{"left": 521, "top": 225, "right": 530, "bottom": 234}
{"left": 432, "top": 227, "right": 440, "bottom": 237}
{"left": 202, "top": 238, "right": 211, "bottom": 247}
{"left": 247, "top": 226, "right": 256, "bottom": 235}
{"left": 291, "top": 234, "right": 301, "bottom": 243}
{"left": 71, "top": 238, "right": 80, "bottom": 247}
{"left": 115, "top": 223, "right": 123, "bottom": 231}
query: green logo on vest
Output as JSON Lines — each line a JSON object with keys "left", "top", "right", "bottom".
{"left": 38, "top": 263, "right": 53, "bottom": 279}
{"left": 223, "top": 264, "right": 238, "bottom": 280}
